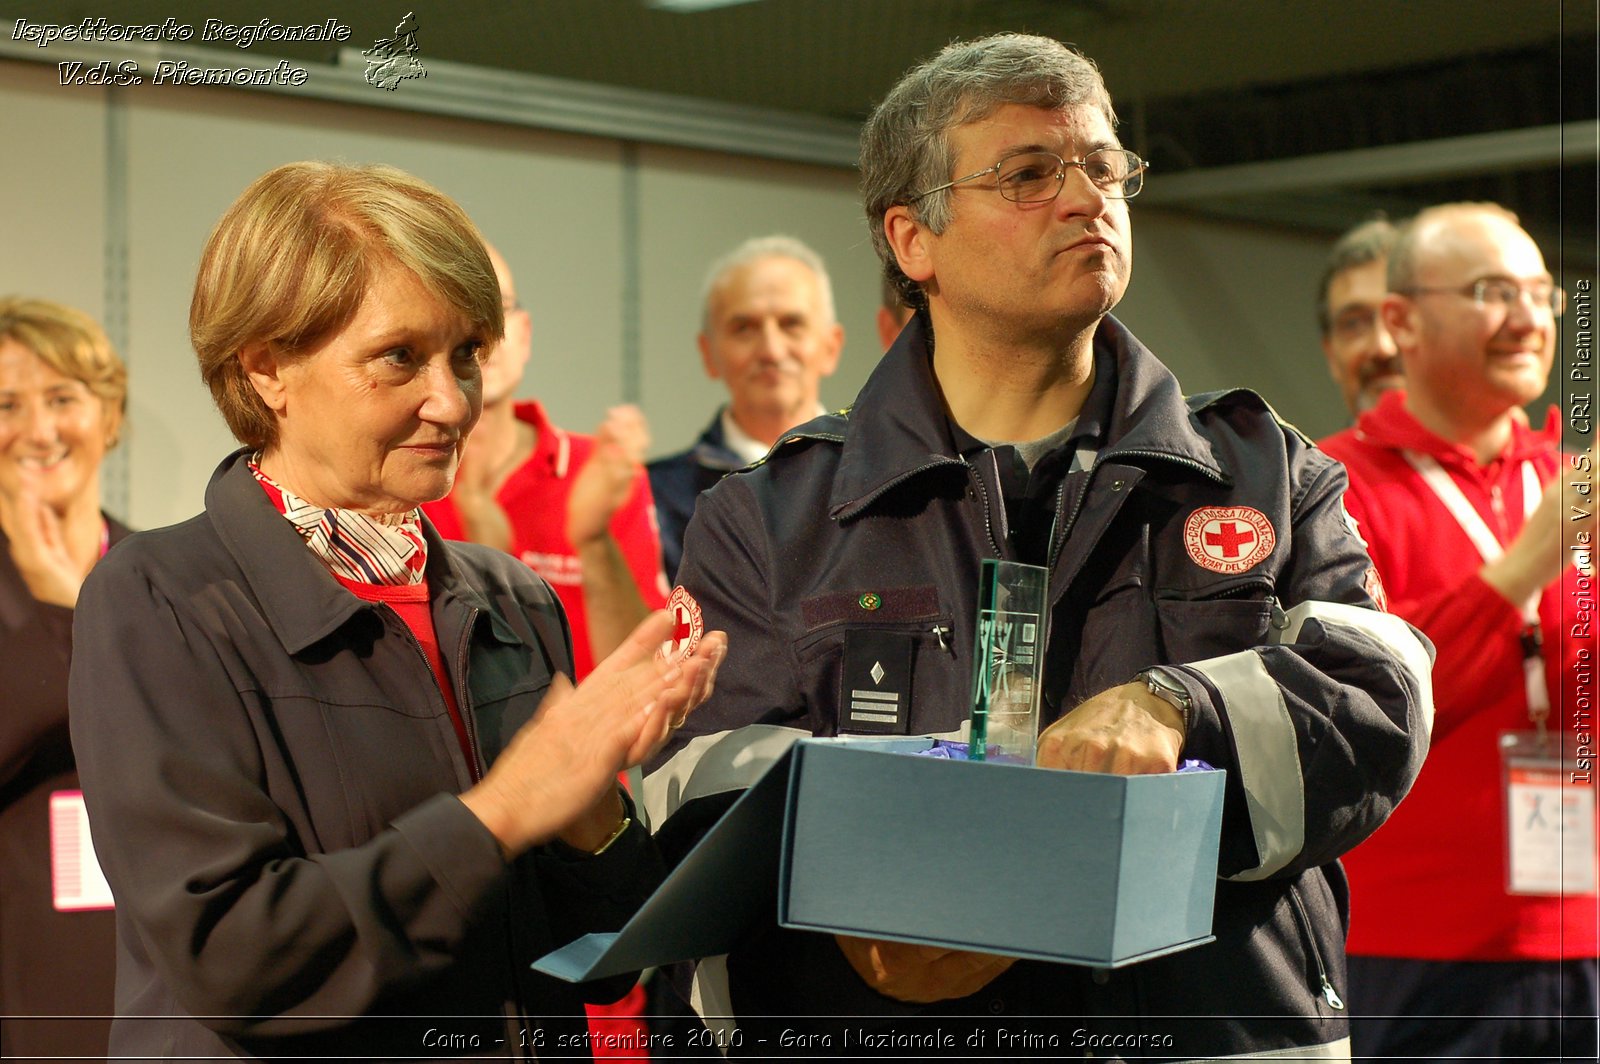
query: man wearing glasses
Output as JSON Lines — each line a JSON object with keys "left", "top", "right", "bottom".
{"left": 1322, "top": 203, "right": 1598, "bottom": 1061}
{"left": 644, "top": 33, "right": 1431, "bottom": 1058}
{"left": 1317, "top": 217, "right": 1403, "bottom": 419}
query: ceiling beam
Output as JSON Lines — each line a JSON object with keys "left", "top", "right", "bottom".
{"left": 0, "top": 22, "right": 862, "bottom": 168}
{"left": 6, "top": 20, "right": 1590, "bottom": 199}
{"left": 1142, "top": 121, "right": 1599, "bottom": 205}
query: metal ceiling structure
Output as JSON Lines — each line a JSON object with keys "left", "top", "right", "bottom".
{"left": 5, "top": 0, "right": 1596, "bottom": 259}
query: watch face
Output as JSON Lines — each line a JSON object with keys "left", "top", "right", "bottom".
{"left": 1145, "top": 670, "right": 1192, "bottom": 711}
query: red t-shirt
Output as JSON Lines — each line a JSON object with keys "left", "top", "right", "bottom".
{"left": 423, "top": 401, "right": 669, "bottom": 680}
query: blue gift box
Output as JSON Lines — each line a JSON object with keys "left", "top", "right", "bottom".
{"left": 533, "top": 736, "right": 1223, "bottom": 982}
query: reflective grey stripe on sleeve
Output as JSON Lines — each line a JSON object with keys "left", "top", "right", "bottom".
{"left": 690, "top": 955, "right": 738, "bottom": 1043}
{"left": 1276, "top": 600, "right": 1436, "bottom": 737}
{"left": 638, "top": 723, "right": 810, "bottom": 831}
{"left": 1192, "top": 599, "right": 1437, "bottom": 882}
{"left": 1187, "top": 649, "right": 1303, "bottom": 882}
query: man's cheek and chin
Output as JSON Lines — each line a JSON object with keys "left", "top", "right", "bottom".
{"left": 1072, "top": 244, "right": 1131, "bottom": 309}
{"left": 1045, "top": 246, "right": 1124, "bottom": 294}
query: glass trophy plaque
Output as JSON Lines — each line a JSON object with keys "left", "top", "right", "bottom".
{"left": 968, "top": 558, "right": 1049, "bottom": 763}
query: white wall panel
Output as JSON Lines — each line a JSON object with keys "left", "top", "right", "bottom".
{"left": 635, "top": 144, "right": 877, "bottom": 458}
{"left": 1117, "top": 208, "right": 1340, "bottom": 437}
{"left": 120, "top": 86, "right": 626, "bottom": 528}
{"left": 0, "top": 63, "right": 107, "bottom": 313}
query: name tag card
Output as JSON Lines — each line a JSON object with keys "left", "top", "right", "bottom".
{"left": 1501, "top": 734, "right": 1598, "bottom": 896}
{"left": 49, "top": 790, "right": 114, "bottom": 911}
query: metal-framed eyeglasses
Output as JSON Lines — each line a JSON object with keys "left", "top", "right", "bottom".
{"left": 1397, "top": 278, "right": 1567, "bottom": 317}
{"left": 910, "top": 148, "right": 1147, "bottom": 204}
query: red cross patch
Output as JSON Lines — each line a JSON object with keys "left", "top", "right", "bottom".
{"left": 660, "top": 586, "right": 704, "bottom": 663}
{"left": 1183, "top": 506, "right": 1276, "bottom": 575}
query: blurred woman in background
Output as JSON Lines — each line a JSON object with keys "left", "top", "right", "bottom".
{"left": 0, "top": 297, "right": 127, "bottom": 1059}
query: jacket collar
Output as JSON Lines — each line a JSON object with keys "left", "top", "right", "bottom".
{"left": 1350, "top": 388, "right": 1559, "bottom": 472}
{"left": 516, "top": 400, "right": 574, "bottom": 479}
{"left": 205, "top": 449, "right": 497, "bottom": 655}
{"left": 829, "top": 310, "right": 1226, "bottom": 518}
{"left": 691, "top": 407, "right": 746, "bottom": 472}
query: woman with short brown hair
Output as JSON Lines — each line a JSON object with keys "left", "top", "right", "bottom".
{"left": 70, "top": 162, "right": 723, "bottom": 1060}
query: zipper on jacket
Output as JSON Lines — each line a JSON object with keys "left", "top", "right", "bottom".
{"left": 1048, "top": 476, "right": 1074, "bottom": 572}
{"left": 379, "top": 602, "right": 484, "bottom": 784}
{"left": 1104, "top": 447, "right": 1229, "bottom": 484}
{"left": 1186, "top": 582, "right": 1287, "bottom": 621}
{"left": 1195, "top": 580, "right": 1274, "bottom": 601}
{"left": 452, "top": 606, "right": 486, "bottom": 781}
{"left": 1288, "top": 884, "right": 1345, "bottom": 1011}
{"left": 961, "top": 457, "right": 1006, "bottom": 557}
{"left": 931, "top": 624, "right": 952, "bottom": 652}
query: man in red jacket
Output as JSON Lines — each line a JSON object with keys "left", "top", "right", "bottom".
{"left": 1321, "top": 202, "right": 1597, "bottom": 1060}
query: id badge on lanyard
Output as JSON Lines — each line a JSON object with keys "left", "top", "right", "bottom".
{"left": 49, "top": 789, "right": 114, "bottom": 911}
{"left": 1500, "top": 732, "right": 1598, "bottom": 895}
{"left": 1403, "top": 453, "right": 1597, "bottom": 895}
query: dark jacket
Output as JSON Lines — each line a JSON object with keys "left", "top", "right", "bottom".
{"left": 643, "top": 312, "right": 1434, "bottom": 1059}
{"left": 0, "top": 516, "right": 127, "bottom": 1060}
{"left": 646, "top": 409, "right": 745, "bottom": 584}
{"left": 69, "top": 451, "right": 661, "bottom": 1062}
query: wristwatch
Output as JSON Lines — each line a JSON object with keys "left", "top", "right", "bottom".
{"left": 1137, "top": 667, "right": 1193, "bottom": 732}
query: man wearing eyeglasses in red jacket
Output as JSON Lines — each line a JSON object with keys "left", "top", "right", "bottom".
{"left": 1322, "top": 201, "right": 1598, "bottom": 1062}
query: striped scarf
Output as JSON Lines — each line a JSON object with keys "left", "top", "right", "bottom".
{"left": 249, "top": 458, "right": 428, "bottom": 586}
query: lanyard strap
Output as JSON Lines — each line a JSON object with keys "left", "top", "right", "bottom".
{"left": 1402, "top": 451, "right": 1548, "bottom": 726}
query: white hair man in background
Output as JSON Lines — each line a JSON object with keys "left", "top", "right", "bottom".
{"left": 646, "top": 235, "right": 843, "bottom": 582}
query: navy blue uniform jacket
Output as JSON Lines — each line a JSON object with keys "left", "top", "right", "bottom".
{"left": 643, "top": 312, "right": 1433, "bottom": 1060}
